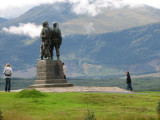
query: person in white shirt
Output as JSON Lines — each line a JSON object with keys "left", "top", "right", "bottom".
{"left": 62, "top": 62, "right": 66, "bottom": 79}
{"left": 3, "top": 63, "right": 12, "bottom": 92}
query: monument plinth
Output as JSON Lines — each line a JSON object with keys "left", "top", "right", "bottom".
{"left": 29, "top": 60, "right": 73, "bottom": 88}
{"left": 29, "top": 21, "right": 73, "bottom": 88}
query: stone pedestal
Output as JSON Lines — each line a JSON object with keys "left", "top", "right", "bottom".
{"left": 29, "top": 60, "right": 73, "bottom": 88}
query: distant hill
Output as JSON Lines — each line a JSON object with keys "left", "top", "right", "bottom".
{"left": 0, "top": 3, "right": 160, "bottom": 78}
{"left": 0, "top": 22, "right": 160, "bottom": 77}
{"left": 1, "top": 4, "right": 160, "bottom": 35}
{"left": 0, "top": 3, "right": 78, "bottom": 28}
{"left": 62, "top": 6, "right": 160, "bottom": 35}
{"left": 61, "top": 22, "right": 160, "bottom": 77}
{"left": 0, "top": 17, "right": 8, "bottom": 24}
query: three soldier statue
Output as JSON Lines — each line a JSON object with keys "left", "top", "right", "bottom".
{"left": 40, "top": 21, "right": 62, "bottom": 60}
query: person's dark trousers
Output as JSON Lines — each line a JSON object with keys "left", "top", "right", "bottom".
{"left": 127, "top": 83, "right": 133, "bottom": 91}
{"left": 64, "top": 75, "right": 66, "bottom": 79}
{"left": 5, "top": 78, "right": 11, "bottom": 92}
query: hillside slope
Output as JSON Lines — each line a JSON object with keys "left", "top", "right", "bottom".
{"left": 0, "top": 17, "right": 8, "bottom": 24}
{"left": 1, "top": 4, "right": 160, "bottom": 35}
{"left": 61, "top": 22, "right": 160, "bottom": 77}
{"left": 0, "top": 4, "right": 160, "bottom": 77}
{"left": 0, "top": 22, "right": 160, "bottom": 77}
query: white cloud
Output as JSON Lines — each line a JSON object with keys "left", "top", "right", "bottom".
{"left": 84, "top": 22, "right": 95, "bottom": 34}
{"left": 0, "top": 0, "right": 160, "bottom": 18}
{"left": 0, "top": 0, "right": 65, "bottom": 18}
{"left": 123, "top": 0, "right": 160, "bottom": 8}
{"left": 70, "top": 0, "right": 160, "bottom": 16}
{"left": 71, "top": 0, "right": 100, "bottom": 16}
{"left": 2, "top": 23, "right": 42, "bottom": 38}
{"left": 0, "top": 0, "right": 160, "bottom": 37}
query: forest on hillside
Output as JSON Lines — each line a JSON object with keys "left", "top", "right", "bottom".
{"left": 0, "top": 77, "right": 159, "bottom": 92}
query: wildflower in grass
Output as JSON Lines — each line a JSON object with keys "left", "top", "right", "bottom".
{"left": 83, "top": 109, "right": 96, "bottom": 120}
{"left": 0, "top": 110, "right": 3, "bottom": 120}
{"left": 157, "top": 100, "right": 160, "bottom": 120}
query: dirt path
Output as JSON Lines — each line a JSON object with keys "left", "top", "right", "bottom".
{"left": 9, "top": 86, "right": 132, "bottom": 93}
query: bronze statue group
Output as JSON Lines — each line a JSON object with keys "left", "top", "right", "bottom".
{"left": 40, "top": 21, "right": 62, "bottom": 60}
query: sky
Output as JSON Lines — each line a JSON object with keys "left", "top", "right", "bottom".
{"left": 1, "top": 0, "right": 160, "bottom": 38}
{"left": 1, "top": 0, "right": 160, "bottom": 19}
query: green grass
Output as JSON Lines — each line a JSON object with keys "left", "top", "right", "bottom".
{"left": 138, "top": 91, "right": 160, "bottom": 94}
{"left": 15, "top": 89, "right": 47, "bottom": 98}
{"left": 0, "top": 90, "right": 160, "bottom": 120}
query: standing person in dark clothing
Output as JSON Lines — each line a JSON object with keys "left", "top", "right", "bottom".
{"left": 126, "top": 71, "right": 133, "bottom": 91}
{"left": 62, "top": 62, "right": 67, "bottom": 79}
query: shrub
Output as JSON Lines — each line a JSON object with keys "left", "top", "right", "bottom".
{"left": 157, "top": 100, "right": 160, "bottom": 120}
{"left": 0, "top": 110, "right": 3, "bottom": 120}
{"left": 83, "top": 109, "right": 96, "bottom": 120}
{"left": 15, "top": 89, "right": 47, "bottom": 98}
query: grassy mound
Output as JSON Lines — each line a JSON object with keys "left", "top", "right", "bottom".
{"left": 15, "top": 89, "right": 47, "bottom": 98}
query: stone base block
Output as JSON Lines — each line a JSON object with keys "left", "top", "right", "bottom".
{"left": 35, "top": 79, "right": 67, "bottom": 84}
{"left": 29, "top": 83, "right": 73, "bottom": 88}
{"left": 28, "top": 60, "right": 73, "bottom": 88}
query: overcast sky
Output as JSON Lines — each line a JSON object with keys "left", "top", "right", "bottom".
{"left": 1, "top": 0, "right": 160, "bottom": 38}
{"left": 1, "top": 0, "right": 160, "bottom": 19}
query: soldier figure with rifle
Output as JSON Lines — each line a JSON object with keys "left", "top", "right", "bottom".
{"left": 40, "top": 21, "right": 51, "bottom": 60}
{"left": 50, "top": 22, "right": 62, "bottom": 60}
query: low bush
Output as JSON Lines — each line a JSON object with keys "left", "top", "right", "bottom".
{"left": 0, "top": 110, "right": 3, "bottom": 120}
{"left": 15, "top": 89, "right": 47, "bottom": 98}
{"left": 157, "top": 101, "right": 160, "bottom": 120}
{"left": 83, "top": 109, "right": 96, "bottom": 120}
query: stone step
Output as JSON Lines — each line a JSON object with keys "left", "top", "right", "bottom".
{"left": 35, "top": 79, "right": 67, "bottom": 84}
{"left": 29, "top": 83, "right": 73, "bottom": 88}
{"left": 37, "top": 76, "right": 64, "bottom": 80}
{"left": 37, "top": 72, "right": 64, "bottom": 77}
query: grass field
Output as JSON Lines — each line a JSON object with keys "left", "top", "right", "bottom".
{"left": 0, "top": 89, "right": 160, "bottom": 120}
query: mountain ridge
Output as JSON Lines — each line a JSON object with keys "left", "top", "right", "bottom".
{"left": 1, "top": 4, "right": 160, "bottom": 35}
{"left": 0, "top": 4, "right": 160, "bottom": 77}
{"left": 0, "top": 17, "right": 8, "bottom": 24}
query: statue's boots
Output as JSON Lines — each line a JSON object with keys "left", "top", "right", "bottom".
{"left": 40, "top": 56, "right": 43, "bottom": 60}
{"left": 47, "top": 57, "right": 51, "bottom": 60}
{"left": 57, "top": 56, "right": 60, "bottom": 60}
